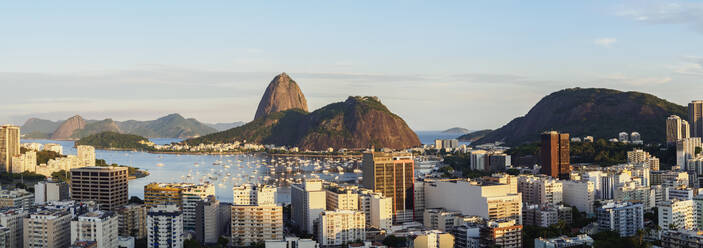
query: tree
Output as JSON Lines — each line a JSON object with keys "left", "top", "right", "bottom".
{"left": 383, "top": 235, "right": 407, "bottom": 248}
{"left": 129, "top": 196, "right": 145, "bottom": 204}
{"left": 217, "top": 236, "right": 229, "bottom": 248}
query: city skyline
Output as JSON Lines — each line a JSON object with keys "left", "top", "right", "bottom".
{"left": 2, "top": 1, "right": 703, "bottom": 130}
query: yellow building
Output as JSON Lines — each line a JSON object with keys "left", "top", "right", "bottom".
{"left": 231, "top": 205, "right": 283, "bottom": 247}
{"left": 408, "top": 230, "right": 454, "bottom": 248}
{"left": 144, "top": 183, "right": 187, "bottom": 208}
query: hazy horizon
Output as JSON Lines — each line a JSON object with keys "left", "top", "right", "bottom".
{"left": 2, "top": 1, "right": 703, "bottom": 130}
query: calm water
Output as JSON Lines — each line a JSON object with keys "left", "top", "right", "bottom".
{"left": 415, "top": 131, "right": 470, "bottom": 145}
{"left": 23, "top": 139, "right": 365, "bottom": 204}
{"left": 24, "top": 133, "right": 456, "bottom": 203}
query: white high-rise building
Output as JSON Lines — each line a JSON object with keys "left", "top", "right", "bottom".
{"left": 77, "top": 145, "right": 96, "bottom": 167}
{"left": 177, "top": 183, "right": 215, "bottom": 231}
{"left": 627, "top": 149, "right": 660, "bottom": 171}
{"left": 470, "top": 150, "right": 488, "bottom": 171}
{"left": 0, "top": 125, "right": 20, "bottom": 173}
{"left": 232, "top": 183, "right": 276, "bottom": 206}
{"left": 0, "top": 208, "right": 28, "bottom": 248}
{"left": 423, "top": 178, "right": 522, "bottom": 224}
{"left": 677, "top": 138, "right": 702, "bottom": 169}
{"left": 43, "top": 143, "right": 63, "bottom": 155}
{"left": 34, "top": 180, "right": 70, "bottom": 204}
{"left": 231, "top": 204, "right": 283, "bottom": 246}
{"left": 517, "top": 175, "right": 563, "bottom": 206}
{"left": 659, "top": 199, "right": 695, "bottom": 231}
{"left": 358, "top": 189, "right": 393, "bottom": 231}
{"left": 317, "top": 210, "right": 365, "bottom": 247}
{"left": 325, "top": 186, "right": 358, "bottom": 211}
{"left": 11, "top": 150, "right": 35, "bottom": 173}
{"left": 70, "top": 211, "right": 119, "bottom": 248}
{"left": 291, "top": 179, "right": 326, "bottom": 234}
{"left": 668, "top": 115, "right": 690, "bottom": 143}
{"left": 147, "top": 205, "right": 183, "bottom": 248}
{"left": 597, "top": 201, "right": 644, "bottom": 237}
{"left": 23, "top": 208, "right": 72, "bottom": 248}
{"left": 562, "top": 180, "right": 595, "bottom": 214}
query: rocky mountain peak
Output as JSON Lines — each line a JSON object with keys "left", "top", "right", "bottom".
{"left": 254, "top": 73, "right": 308, "bottom": 120}
{"left": 51, "top": 115, "right": 86, "bottom": 140}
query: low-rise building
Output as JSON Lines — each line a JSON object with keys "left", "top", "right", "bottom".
{"left": 534, "top": 234, "right": 594, "bottom": 248}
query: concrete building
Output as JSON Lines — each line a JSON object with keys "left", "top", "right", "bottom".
{"left": 627, "top": 149, "right": 660, "bottom": 171}
{"left": 361, "top": 152, "right": 415, "bottom": 223}
{"left": 423, "top": 208, "right": 464, "bottom": 232}
{"left": 232, "top": 183, "right": 276, "bottom": 206}
{"left": 423, "top": 179, "right": 522, "bottom": 224}
{"left": 659, "top": 199, "right": 695, "bottom": 231}
{"left": 43, "top": 143, "right": 63, "bottom": 155}
{"left": 561, "top": 180, "right": 595, "bottom": 214}
{"left": 143, "top": 182, "right": 215, "bottom": 231}
{"left": 690, "top": 100, "right": 703, "bottom": 138}
{"left": 325, "top": 186, "right": 358, "bottom": 211}
{"left": 677, "top": 138, "right": 702, "bottom": 169}
{"left": 517, "top": 175, "right": 563, "bottom": 206}
{"left": 540, "top": 131, "right": 570, "bottom": 179}
{"left": 35, "top": 180, "right": 70, "bottom": 204}
{"left": 0, "top": 208, "right": 28, "bottom": 248}
{"left": 406, "top": 230, "right": 454, "bottom": 248}
{"left": 265, "top": 237, "right": 319, "bottom": 248}
{"left": 70, "top": 211, "right": 119, "bottom": 248}
{"left": 0, "top": 125, "right": 20, "bottom": 173}
{"left": 11, "top": 150, "right": 36, "bottom": 173}
{"left": 358, "top": 189, "right": 393, "bottom": 231}
{"left": 480, "top": 219, "right": 522, "bottom": 248}
{"left": 317, "top": 210, "right": 365, "bottom": 247}
{"left": 0, "top": 189, "right": 33, "bottom": 209}
{"left": 469, "top": 150, "right": 488, "bottom": 171}
{"left": 77, "top": 145, "right": 96, "bottom": 167}
{"left": 652, "top": 170, "right": 690, "bottom": 188}
{"left": 668, "top": 115, "right": 691, "bottom": 144}
{"left": 488, "top": 153, "right": 511, "bottom": 173}
{"left": 71, "top": 166, "right": 128, "bottom": 211}
{"left": 434, "top": 139, "right": 459, "bottom": 150}
{"left": 522, "top": 204, "right": 572, "bottom": 228}
{"left": 661, "top": 229, "right": 703, "bottom": 248}
{"left": 231, "top": 205, "right": 283, "bottom": 247}
{"left": 117, "top": 203, "right": 147, "bottom": 239}
{"left": 534, "top": 234, "right": 594, "bottom": 248}
{"left": 146, "top": 205, "right": 183, "bottom": 248}
{"left": 23, "top": 208, "right": 72, "bottom": 248}
{"left": 596, "top": 201, "right": 644, "bottom": 237}
{"left": 291, "top": 179, "right": 326, "bottom": 234}
{"left": 195, "top": 196, "right": 225, "bottom": 245}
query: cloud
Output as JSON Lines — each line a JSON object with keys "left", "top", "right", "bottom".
{"left": 594, "top": 37, "right": 617, "bottom": 47}
{"left": 601, "top": 73, "right": 672, "bottom": 86}
{"left": 616, "top": 1, "right": 703, "bottom": 33}
{"left": 674, "top": 56, "right": 703, "bottom": 76}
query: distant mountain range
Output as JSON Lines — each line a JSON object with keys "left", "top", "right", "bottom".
{"left": 473, "top": 88, "right": 688, "bottom": 146}
{"left": 21, "top": 114, "right": 242, "bottom": 140}
{"left": 186, "top": 73, "right": 421, "bottom": 150}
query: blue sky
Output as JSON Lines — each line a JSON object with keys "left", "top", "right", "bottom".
{"left": 1, "top": 1, "right": 702, "bottom": 130}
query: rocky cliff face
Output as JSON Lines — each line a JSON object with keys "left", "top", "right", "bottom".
{"left": 474, "top": 88, "right": 687, "bottom": 145}
{"left": 254, "top": 73, "right": 308, "bottom": 120}
{"left": 51, "top": 115, "right": 86, "bottom": 140}
{"left": 187, "top": 96, "right": 421, "bottom": 150}
{"left": 296, "top": 96, "right": 421, "bottom": 150}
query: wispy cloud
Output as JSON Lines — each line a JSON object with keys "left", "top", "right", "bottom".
{"left": 673, "top": 56, "right": 703, "bottom": 76}
{"left": 601, "top": 73, "right": 672, "bottom": 86}
{"left": 594, "top": 37, "right": 617, "bottom": 47}
{"left": 616, "top": 1, "right": 703, "bottom": 33}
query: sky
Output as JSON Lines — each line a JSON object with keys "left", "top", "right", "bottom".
{"left": 1, "top": 1, "right": 703, "bottom": 130}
